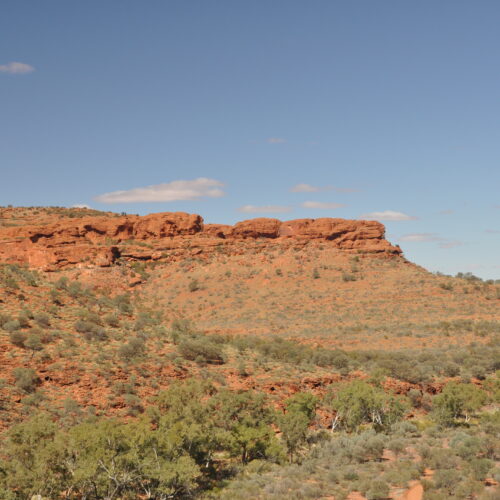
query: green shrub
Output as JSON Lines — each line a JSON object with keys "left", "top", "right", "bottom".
{"left": 365, "top": 480, "right": 390, "bottom": 500}
{"left": 104, "top": 313, "right": 120, "bottom": 327}
{"left": 12, "top": 367, "right": 38, "bottom": 393}
{"left": 17, "top": 313, "right": 30, "bottom": 328}
{"left": 432, "top": 382, "right": 487, "bottom": 426}
{"left": 25, "top": 334, "right": 43, "bottom": 354}
{"left": 33, "top": 313, "right": 50, "bottom": 328}
{"left": 178, "top": 336, "right": 225, "bottom": 364}
{"left": 74, "top": 320, "right": 107, "bottom": 341}
{"left": 9, "top": 331, "right": 27, "bottom": 347}
{"left": 0, "top": 313, "right": 12, "bottom": 327}
{"left": 3, "top": 320, "right": 21, "bottom": 332}
{"left": 118, "top": 337, "right": 146, "bottom": 360}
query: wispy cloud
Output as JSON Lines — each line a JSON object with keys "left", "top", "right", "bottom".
{"left": 438, "top": 209, "right": 454, "bottom": 215}
{"left": 290, "top": 183, "right": 358, "bottom": 193}
{"left": 399, "top": 233, "right": 439, "bottom": 242}
{"left": 94, "top": 178, "right": 225, "bottom": 203}
{"left": 0, "top": 62, "right": 35, "bottom": 74}
{"left": 291, "top": 183, "right": 321, "bottom": 193}
{"left": 266, "top": 137, "right": 287, "bottom": 144}
{"left": 485, "top": 229, "right": 500, "bottom": 234}
{"left": 238, "top": 205, "right": 292, "bottom": 214}
{"left": 359, "top": 210, "right": 417, "bottom": 221}
{"left": 399, "top": 233, "right": 463, "bottom": 249}
{"left": 301, "top": 201, "right": 345, "bottom": 209}
{"left": 439, "top": 240, "right": 463, "bottom": 249}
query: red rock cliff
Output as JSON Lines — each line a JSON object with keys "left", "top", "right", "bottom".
{"left": 0, "top": 212, "right": 401, "bottom": 270}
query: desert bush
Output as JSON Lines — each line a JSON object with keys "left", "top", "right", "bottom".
{"left": 188, "top": 279, "right": 200, "bottom": 292}
{"left": 469, "top": 458, "right": 493, "bottom": 481}
{"left": 33, "top": 312, "right": 50, "bottom": 328}
{"left": 2, "top": 320, "right": 21, "bottom": 332}
{"left": 0, "top": 313, "right": 12, "bottom": 327}
{"left": 118, "top": 337, "right": 146, "bottom": 360}
{"left": 365, "top": 480, "right": 390, "bottom": 500}
{"left": 25, "top": 333, "right": 43, "bottom": 354}
{"left": 104, "top": 313, "right": 120, "bottom": 327}
{"left": 54, "top": 276, "right": 69, "bottom": 290}
{"left": 9, "top": 330, "right": 27, "bottom": 347}
{"left": 74, "top": 319, "right": 107, "bottom": 341}
{"left": 12, "top": 367, "right": 38, "bottom": 393}
{"left": 178, "top": 335, "right": 225, "bottom": 364}
{"left": 170, "top": 318, "right": 196, "bottom": 342}
{"left": 111, "top": 293, "right": 133, "bottom": 314}
{"left": 17, "top": 312, "right": 30, "bottom": 328}
{"left": 342, "top": 272, "right": 356, "bottom": 282}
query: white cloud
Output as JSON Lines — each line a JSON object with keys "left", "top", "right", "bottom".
{"left": 399, "top": 233, "right": 440, "bottom": 242}
{"left": 266, "top": 137, "right": 287, "bottom": 144}
{"left": 359, "top": 210, "right": 417, "bottom": 221}
{"left": 290, "top": 183, "right": 358, "bottom": 193}
{"left": 399, "top": 233, "right": 463, "bottom": 249}
{"left": 301, "top": 201, "right": 345, "bottom": 209}
{"left": 0, "top": 62, "right": 35, "bottom": 74}
{"left": 71, "top": 204, "right": 91, "bottom": 209}
{"left": 439, "top": 240, "right": 463, "bottom": 249}
{"left": 238, "top": 205, "right": 292, "bottom": 214}
{"left": 291, "top": 183, "right": 321, "bottom": 193}
{"left": 94, "top": 178, "right": 225, "bottom": 204}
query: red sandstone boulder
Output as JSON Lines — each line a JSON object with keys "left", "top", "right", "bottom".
{"left": 203, "top": 224, "right": 232, "bottom": 238}
{"left": 132, "top": 212, "right": 203, "bottom": 239}
{"left": 230, "top": 218, "right": 282, "bottom": 239}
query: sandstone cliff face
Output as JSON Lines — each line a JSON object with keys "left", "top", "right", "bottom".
{"left": 0, "top": 211, "right": 401, "bottom": 270}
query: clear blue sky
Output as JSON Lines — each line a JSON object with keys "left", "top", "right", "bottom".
{"left": 1, "top": 1, "right": 499, "bottom": 278}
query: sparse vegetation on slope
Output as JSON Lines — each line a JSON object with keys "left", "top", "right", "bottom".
{"left": 0, "top": 208, "right": 498, "bottom": 498}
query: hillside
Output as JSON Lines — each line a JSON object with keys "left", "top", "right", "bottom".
{"left": 0, "top": 207, "right": 498, "bottom": 499}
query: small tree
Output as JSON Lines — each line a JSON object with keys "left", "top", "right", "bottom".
{"left": 280, "top": 410, "right": 309, "bottom": 463}
{"left": 25, "top": 334, "right": 43, "bottom": 358}
{"left": 432, "top": 382, "right": 487, "bottom": 426}
{"left": 279, "top": 392, "right": 318, "bottom": 462}
{"left": 330, "top": 380, "right": 406, "bottom": 432}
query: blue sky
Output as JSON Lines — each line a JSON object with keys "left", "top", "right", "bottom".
{"left": 1, "top": 1, "right": 499, "bottom": 278}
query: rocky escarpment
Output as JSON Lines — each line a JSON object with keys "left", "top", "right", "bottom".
{"left": 0, "top": 211, "right": 402, "bottom": 270}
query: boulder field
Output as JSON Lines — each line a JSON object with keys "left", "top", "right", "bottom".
{"left": 0, "top": 211, "right": 402, "bottom": 270}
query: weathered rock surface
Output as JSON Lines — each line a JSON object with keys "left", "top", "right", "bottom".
{"left": 0, "top": 211, "right": 401, "bottom": 270}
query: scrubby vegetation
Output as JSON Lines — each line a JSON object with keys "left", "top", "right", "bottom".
{"left": 0, "top": 249, "right": 499, "bottom": 498}
{"left": 0, "top": 376, "right": 498, "bottom": 498}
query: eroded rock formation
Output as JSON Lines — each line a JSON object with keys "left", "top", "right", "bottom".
{"left": 0, "top": 211, "right": 401, "bottom": 270}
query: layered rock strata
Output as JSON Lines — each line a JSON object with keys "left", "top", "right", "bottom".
{"left": 0, "top": 212, "right": 401, "bottom": 270}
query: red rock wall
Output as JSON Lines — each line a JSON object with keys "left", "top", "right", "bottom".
{"left": 0, "top": 212, "right": 401, "bottom": 270}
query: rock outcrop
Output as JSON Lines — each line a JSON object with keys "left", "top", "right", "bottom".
{"left": 0, "top": 211, "right": 401, "bottom": 270}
